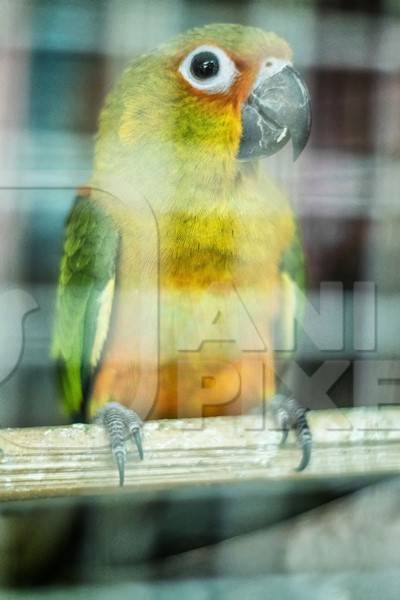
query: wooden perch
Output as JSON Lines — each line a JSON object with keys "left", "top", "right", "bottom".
{"left": 1, "top": 408, "right": 400, "bottom": 500}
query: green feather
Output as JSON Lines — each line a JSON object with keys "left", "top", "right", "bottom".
{"left": 52, "top": 194, "right": 119, "bottom": 416}
{"left": 280, "top": 226, "right": 306, "bottom": 295}
{"left": 276, "top": 226, "right": 306, "bottom": 354}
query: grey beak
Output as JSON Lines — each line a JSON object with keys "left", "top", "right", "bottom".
{"left": 238, "top": 65, "right": 312, "bottom": 161}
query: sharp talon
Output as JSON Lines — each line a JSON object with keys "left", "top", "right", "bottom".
{"left": 133, "top": 429, "right": 143, "bottom": 460}
{"left": 95, "top": 402, "right": 144, "bottom": 486}
{"left": 270, "top": 394, "right": 312, "bottom": 471}
{"left": 294, "top": 406, "right": 312, "bottom": 471}
{"left": 295, "top": 440, "right": 312, "bottom": 472}
{"left": 280, "top": 427, "right": 289, "bottom": 446}
{"left": 115, "top": 450, "right": 125, "bottom": 486}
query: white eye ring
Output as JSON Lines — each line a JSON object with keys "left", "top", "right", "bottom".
{"left": 179, "top": 45, "right": 238, "bottom": 94}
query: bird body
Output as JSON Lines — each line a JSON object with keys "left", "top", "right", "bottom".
{"left": 83, "top": 163, "right": 295, "bottom": 419}
{"left": 53, "top": 24, "right": 311, "bottom": 479}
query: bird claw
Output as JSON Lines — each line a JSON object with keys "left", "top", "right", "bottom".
{"left": 95, "top": 402, "right": 144, "bottom": 486}
{"left": 271, "top": 394, "right": 312, "bottom": 471}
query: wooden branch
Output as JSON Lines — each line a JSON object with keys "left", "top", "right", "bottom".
{"left": 1, "top": 408, "right": 400, "bottom": 500}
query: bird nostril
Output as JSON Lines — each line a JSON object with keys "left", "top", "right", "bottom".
{"left": 265, "top": 61, "right": 273, "bottom": 68}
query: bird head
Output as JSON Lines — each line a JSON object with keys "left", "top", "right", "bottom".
{"left": 96, "top": 24, "right": 311, "bottom": 188}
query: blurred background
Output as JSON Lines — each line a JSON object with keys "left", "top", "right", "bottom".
{"left": 1, "top": 0, "right": 400, "bottom": 592}
{"left": 1, "top": 0, "right": 400, "bottom": 428}
{"left": 1, "top": 0, "right": 400, "bottom": 424}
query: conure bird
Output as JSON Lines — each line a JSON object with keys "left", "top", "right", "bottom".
{"left": 53, "top": 23, "right": 312, "bottom": 485}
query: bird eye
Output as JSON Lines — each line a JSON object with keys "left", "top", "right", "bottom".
{"left": 179, "top": 45, "right": 237, "bottom": 94}
{"left": 190, "top": 51, "right": 219, "bottom": 80}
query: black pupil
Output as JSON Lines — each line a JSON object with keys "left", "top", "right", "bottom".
{"left": 190, "top": 52, "right": 219, "bottom": 80}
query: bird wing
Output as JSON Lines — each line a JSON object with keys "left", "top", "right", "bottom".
{"left": 275, "top": 227, "right": 306, "bottom": 355}
{"left": 52, "top": 191, "right": 120, "bottom": 417}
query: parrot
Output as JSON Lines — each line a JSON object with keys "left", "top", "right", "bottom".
{"left": 52, "top": 23, "right": 312, "bottom": 486}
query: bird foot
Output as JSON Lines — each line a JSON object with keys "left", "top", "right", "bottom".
{"left": 94, "top": 402, "right": 143, "bottom": 486}
{"left": 270, "top": 394, "right": 312, "bottom": 471}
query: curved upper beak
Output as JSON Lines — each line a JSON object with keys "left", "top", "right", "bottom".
{"left": 238, "top": 65, "right": 312, "bottom": 162}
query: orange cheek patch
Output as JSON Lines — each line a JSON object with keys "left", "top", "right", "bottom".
{"left": 232, "top": 66, "right": 259, "bottom": 107}
{"left": 227, "top": 53, "right": 260, "bottom": 107}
